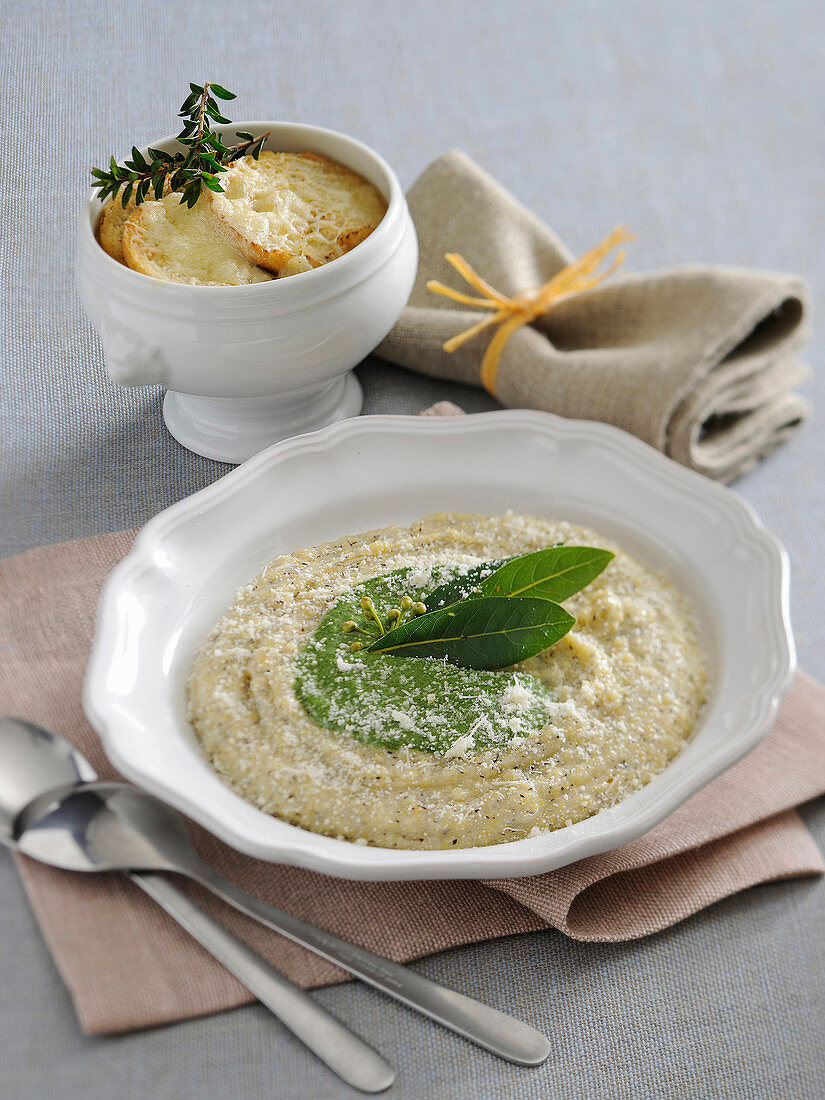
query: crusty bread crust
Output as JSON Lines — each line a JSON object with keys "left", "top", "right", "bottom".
{"left": 122, "top": 192, "right": 274, "bottom": 286}
{"left": 208, "top": 152, "right": 388, "bottom": 275}
{"left": 98, "top": 195, "right": 135, "bottom": 265}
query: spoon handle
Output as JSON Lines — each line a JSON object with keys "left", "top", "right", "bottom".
{"left": 191, "top": 866, "right": 550, "bottom": 1066}
{"left": 129, "top": 872, "right": 394, "bottom": 1094}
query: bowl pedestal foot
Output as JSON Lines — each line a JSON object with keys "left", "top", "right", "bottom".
{"left": 162, "top": 373, "right": 363, "bottom": 463}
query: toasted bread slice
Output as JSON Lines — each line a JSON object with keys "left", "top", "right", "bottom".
{"left": 99, "top": 193, "right": 138, "bottom": 265}
{"left": 208, "top": 152, "right": 388, "bottom": 275}
{"left": 122, "top": 192, "right": 274, "bottom": 285}
{"left": 98, "top": 181, "right": 173, "bottom": 265}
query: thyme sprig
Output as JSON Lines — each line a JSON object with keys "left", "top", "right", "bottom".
{"left": 91, "top": 83, "right": 270, "bottom": 210}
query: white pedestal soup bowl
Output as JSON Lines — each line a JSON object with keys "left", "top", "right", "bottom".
{"left": 76, "top": 123, "right": 418, "bottom": 462}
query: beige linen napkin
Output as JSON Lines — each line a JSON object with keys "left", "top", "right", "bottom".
{"left": 377, "top": 151, "right": 812, "bottom": 482}
{"left": 1, "top": 530, "right": 824, "bottom": 1035}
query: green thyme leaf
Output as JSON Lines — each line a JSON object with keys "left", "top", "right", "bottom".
{"left": 91, "top": 83, "right": 269, "bottom": 208}
{"left": 179, "top": 91, "right": 200, "bottom": 115}
{"left": 205, "top": 104, "right": 231, "bottom": 124}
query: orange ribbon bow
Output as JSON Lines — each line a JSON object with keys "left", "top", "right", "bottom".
{"left": 426, "top": 226, "right": 633, "bottom": 395}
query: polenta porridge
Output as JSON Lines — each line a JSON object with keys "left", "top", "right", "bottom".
{"left": 187, "top": 512, "right": 707, "bottom": 849}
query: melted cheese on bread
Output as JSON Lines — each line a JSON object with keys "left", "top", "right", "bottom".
{"left": 122, "top": 193, "right": 273, "bottom": 285}
{"left": 208, "top": 152, "right": 387, "bottom": 275}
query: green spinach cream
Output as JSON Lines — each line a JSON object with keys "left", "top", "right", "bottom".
{"left": 294, "top": 564, "right": 552, "bottom": 754}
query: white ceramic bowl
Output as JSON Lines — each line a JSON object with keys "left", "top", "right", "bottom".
{"left": 84, "top": 411, "right": 795, "bottom": 880}
{"left": 75, "top": 123, "right": 418, "bottom": 462}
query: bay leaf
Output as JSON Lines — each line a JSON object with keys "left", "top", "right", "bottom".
{"left": 367, "top": 596, "right": 575, "bottom": 670}
{"left": 478, "top": 545, "right": 614, "bottom": 603}
{"left": 424, "top": 557, "right": 511, "bottom": 611}
{"left": 425, "top": 544, "right": 612, "bottom": 612}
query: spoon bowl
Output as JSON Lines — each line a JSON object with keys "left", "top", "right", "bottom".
{"left": 0, "top": 717, "right": 96, "bottom": 842}
{"left": 16, "top": 782, "right": 193, "bottom": 872}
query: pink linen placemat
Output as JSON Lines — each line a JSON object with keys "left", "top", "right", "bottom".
{"left": 1, "top": 529, "right": 823, "bottom": 1035}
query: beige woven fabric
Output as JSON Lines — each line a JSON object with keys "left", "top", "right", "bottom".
{"left": 1, "top": 531, "right": 823, "bottom": 1036}
{"left": 377, "top": 151, "right": 812, "bottom": 481}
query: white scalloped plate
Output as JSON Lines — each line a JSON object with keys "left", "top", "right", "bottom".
{"left": 83, "top": 411, "right": 794, "bottom": 880}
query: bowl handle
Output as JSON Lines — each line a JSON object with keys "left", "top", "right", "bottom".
{"left": 101, "top": 320, "right": 169, "bottom": 387}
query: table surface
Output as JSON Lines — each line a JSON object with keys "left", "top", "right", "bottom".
{"left": 3, "top": 1, "right": 824, "bottom": 1097}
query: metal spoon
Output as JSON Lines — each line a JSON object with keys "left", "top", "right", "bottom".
{"left": 4, "top": 722, "right": 550, "bottom": 1066}
{"left": 0, "top": 717, "right": 394, "bottom": 1094}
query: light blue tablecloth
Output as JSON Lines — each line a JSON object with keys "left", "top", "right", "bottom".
{"left": 2, "top": 2, "right": 823, "bottom": 1097}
